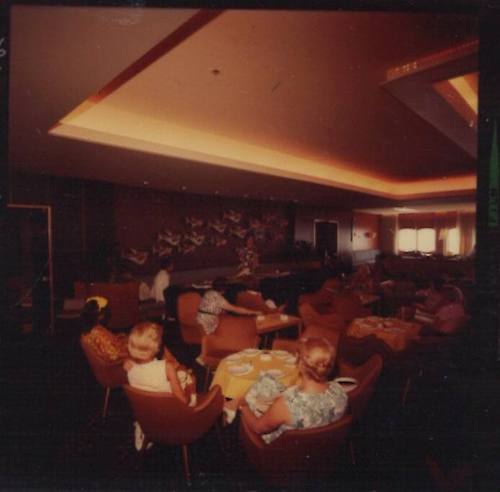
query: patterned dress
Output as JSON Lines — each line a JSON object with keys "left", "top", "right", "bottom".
{"left": 196, "top": 290, "right": 226, "bottom": 334}
{"left": 82, "top": 325, "right": 129, "bottom": 362}
{"left": 246, "top": 375, "right": 348, "bottom": 444}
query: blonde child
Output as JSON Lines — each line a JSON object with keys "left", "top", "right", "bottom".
{"left": 124, "top": 321, "right": 195, "bottom": 450}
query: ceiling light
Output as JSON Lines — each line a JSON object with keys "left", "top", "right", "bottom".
{"left": 181, "top": 185, "right": 187, "bottom": 191}
{"left": 143, "top": 180, "right": 149, "bottom": 185}
{"left": 394, "top": 206, "right": 418, "bottom": 213}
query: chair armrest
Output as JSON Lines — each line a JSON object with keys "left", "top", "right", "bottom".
{"left": 240, "top": 411, "right": 267, "bottom": 450}
{"left": 195, "top": 385, "right": 223, "bottom": 412}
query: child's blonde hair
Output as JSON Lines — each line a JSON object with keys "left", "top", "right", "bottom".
{"left": 128, "top": 321, "right": 163, "bottom": 362}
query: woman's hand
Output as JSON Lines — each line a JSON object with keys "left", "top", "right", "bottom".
{"left": 123, "top": 359, "right": 135, "bottom": 372}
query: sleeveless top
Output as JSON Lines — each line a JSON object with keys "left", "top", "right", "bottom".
{"left": 196, "top": 290, "right": 226, "bottom": 334}
{"left": 127, "top": 359, "right": 172, "bottom": 393}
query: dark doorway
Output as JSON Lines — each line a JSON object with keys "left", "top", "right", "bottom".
{"left": 314, "top": 220, "right": 338, "bottom": 258}
{"left": 6, "top": 205, "right": 54, "bottom": 335}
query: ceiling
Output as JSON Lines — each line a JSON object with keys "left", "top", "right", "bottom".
{"left": 9, "top": 6, "right": 478, "bottom": 208}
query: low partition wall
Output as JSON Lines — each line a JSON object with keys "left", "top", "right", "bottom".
{"left": 144, "top": 260, "right": 323, "bottom": 288}
{"left": 381, "top": 255, "right": 474, "bottom": 279}
{"left": 352, "top": 249, "right": 380, "bottom": 266}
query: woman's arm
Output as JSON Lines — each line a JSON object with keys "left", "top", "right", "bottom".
{"left": 239, "top": 395, "right": 291, "bottom": 435}
{"left": 166, "top": 362, "right": 188, "bottom": 405}
{"left": 220, "top": 297, "right": 261, "bottom": 316}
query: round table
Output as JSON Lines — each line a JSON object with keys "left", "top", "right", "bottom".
{"left": 210, "top": 349, "right": 299, "bottom": 400}
{"left": 347, "top": 316, "right": 421, "bottom": 352}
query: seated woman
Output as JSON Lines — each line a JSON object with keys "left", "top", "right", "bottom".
{"left": 233, "top": 337, "right": 348, "bottom": 444}
{"left": 414, "top": 277, "right": 447, "bottom": 314}
{"left": 398, "top": 277, "right": 447, "bottom": 322}
{"left": 196, "top": 277, "right": 261, "bottom": 335}
{"left": 419, "top": 287, "right": 467, "bottom": 336}
{"left": 80, "top": 296, "right": 129, "bottom": 363}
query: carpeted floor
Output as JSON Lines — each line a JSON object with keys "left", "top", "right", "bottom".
{"left": 1, "top": 321, "right": 499, "bottom": 491}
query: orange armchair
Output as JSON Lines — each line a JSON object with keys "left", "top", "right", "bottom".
{"left": 80, "top": 336, "right": 128, "bottom": 420}
{"left": 86, "top": 281, "right": 140, "bottom": 330}
{"left": 337, "top": 354, "right": 383, "bottom": 423}
{"left": 330, "top": 292, "right": 371, "bottom": 323}
{"left": 123, "top": 384, "right": 224, "bottom": 482}
{"left": 239, "top": 413, "right": 352, "bottom": 487}
{"left": 177, "top": 291, "right": 205, "bottom": 345}
{"left": 199, "top": 315, "right": 259, "bottom": 388}
{"left": 297, "top": 279, "right": 342, "bottom": 313}
{"left": 337, "top": 354, "right": 383, "bottom": 464}
{"left": 236, "top": 290, "right": 276, "bottom": 314}
{"left": 298, "top": 303, "right": 346, "bottom": 331}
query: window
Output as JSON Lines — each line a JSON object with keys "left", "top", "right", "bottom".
{"left": 446, "top": 228, "right": 460, "bottom": 255}
{"left": 417, "top": 228, "right": 436, "bottom": 253}
{"left": 398, "top": 228, "right": 417, "bottom": 252}
{"left": 397, "top": 227, "right": 436, "bottom": 253}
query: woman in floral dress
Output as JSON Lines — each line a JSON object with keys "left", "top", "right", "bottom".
{"left": 196, "top": 277, "right": 261, "bottom": 335}
{"left": 237, "top": 337, "right": 348, "bottom": 443}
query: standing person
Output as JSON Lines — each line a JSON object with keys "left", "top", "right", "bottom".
{"left": 236, "top": 234, "right": 259, "bottom": 277}
{"left": 196, "top": 277, "right": 261, "bottom": 335}
{"left": 150, "top": 257, "right": 173, "bottom": 303}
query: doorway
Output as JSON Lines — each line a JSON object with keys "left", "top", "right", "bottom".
{"left": 314, "top": 220, "right": 338, "bottom": 261}
{"left": 6, "top": 204, "right": 54, "bottom": 335}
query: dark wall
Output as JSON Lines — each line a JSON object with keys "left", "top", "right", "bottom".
{"left": 10, "top": 172, "right": 295, "bottom": 294}
{"left": 10, "top": 173, "right": 87, "bottom": 296}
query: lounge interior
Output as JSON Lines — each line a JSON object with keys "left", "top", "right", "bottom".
{"left": 4, "top": 5, "right": 497, "bottom": 491}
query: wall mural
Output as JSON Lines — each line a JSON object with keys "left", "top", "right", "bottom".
{"left": 115, "top": 187, "right": 292, "bottom": 273}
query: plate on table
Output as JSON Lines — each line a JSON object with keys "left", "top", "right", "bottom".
{"left": 260, "top": 353, "right": 272, "bottom": 362}
{"left": 226, "top": 353, "right": 243, "bottom": 362}
{"left": 262, "top": 369, "right": 284, "bottom": 379}
{"left": 334, "top": 377, "right": 358, "bottom": 392}
{"left": 284, "top": 355, "right": 297, "bottom": 366}
{"left": 242, "top": 348, "right": 260, "bottom": 356}
{"left": 228, "top": 363, "right": 253, "bottom": 376}
{"left": 272, "top": 350, "right": 290, "bottom": 358}
{"left": 192, "top": 282, "right": 212, "bottom": 289}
